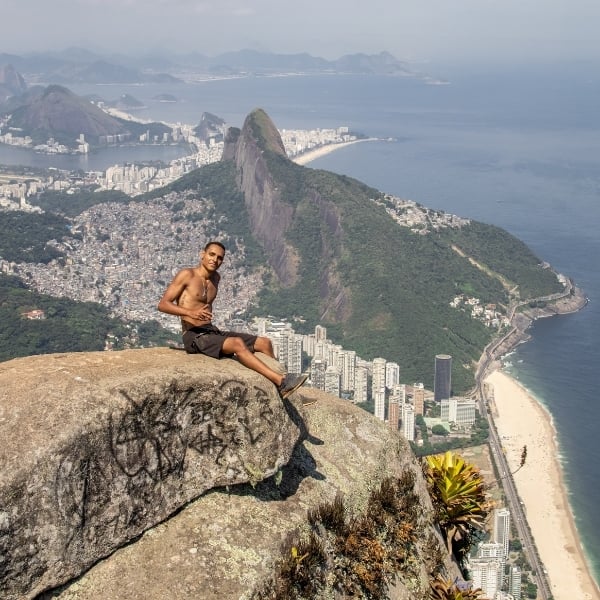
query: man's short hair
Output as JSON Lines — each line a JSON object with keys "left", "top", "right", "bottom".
{"left": 203, "top": 241, "right": 226, "bottom": 253}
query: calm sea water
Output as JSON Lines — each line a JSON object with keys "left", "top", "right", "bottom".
{"left": 3, "top": 65, "right": 599, "bottom": 581}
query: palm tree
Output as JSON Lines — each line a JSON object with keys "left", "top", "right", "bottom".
{"left": 424, "top": 451, "right": 491, "bottom": 562}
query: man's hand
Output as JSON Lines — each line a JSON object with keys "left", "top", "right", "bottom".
{"left": 187, "top": 306, "right": 213, "bottom": 322}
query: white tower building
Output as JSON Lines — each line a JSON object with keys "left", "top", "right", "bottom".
{"left": 354, "top": 363, "right": 369, "bottom": 404}
{"left": 401, "top": 403, "right": 415, "bottom": 441}
{"left": 374, "top": 388, "right": 386, "bottom": 421}
{"left": 324, "top": 365, "right": 340, "bottom": 397}
{"left": 493, "top": 508, "right": 511, "bottom": 559}
{"left": 372, "top": 357, "right": 386, "bottom": 401}
{"left": 340, "top": 350, "right": 356, "bottom": 393}
{"left": 385, "top": 361, "right": 400, "bottom": 389}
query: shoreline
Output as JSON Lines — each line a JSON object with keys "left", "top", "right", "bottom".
{"left": 485, "top": 370, "right": 600, "bottom": 600}
{"left": 291, "top": 137, "right": 379, "bottom": 165}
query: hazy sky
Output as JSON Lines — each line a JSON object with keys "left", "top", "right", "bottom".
{"left": 4, "top": 0, "right": 600, "bottom": 64}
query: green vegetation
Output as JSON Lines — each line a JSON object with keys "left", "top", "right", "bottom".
{"left": 252, "top": 160, "right": 502, "bottom": 392}
{"left": 429, "top": 575, "right": 485, "bottom": 599}
{"left": 412, "top": 416, "right": 489, "bottom": 457}
{"left": 0, "top": 275, "right": 173, "bottom": 362}
{"left": 423, "top": 451, "right": 490, "bottom": 565}
{"left": 32, "top": 188, "right": 131, "bottom": 217}
{"left": 432, "top": 424, "right": 449, "bottom": 436}
{"left": 0, "top": 211, "right": 68, "bottom": 263}
{"left": 253, "top": 472, "right": 426, "bottom": 600}
{"left": 443, "top": 221, "right": 562, "bottom": 300}
{"left": 525, "top": 581, "right": 538, "bottom": 599}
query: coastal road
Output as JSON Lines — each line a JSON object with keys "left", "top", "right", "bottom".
{"left": 476, "top": 350, "right": 552, "bottom": 599}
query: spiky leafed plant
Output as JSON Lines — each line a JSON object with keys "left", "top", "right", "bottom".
{"left": 424, "top": 451, "right": 491, "bottom": 561}
{"left": 429, "top": 575, "right": 484, "bottom": 600}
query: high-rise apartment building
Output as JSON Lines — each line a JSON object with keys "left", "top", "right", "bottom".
{"left": 434, "top": 354, "right": 452, "bottom": 402}
{"left": 302, "top": 333, "right": 315, "bottom": 358}
{"left": 327, "top": 344, "right": 343, "bottom": 374}
{"left": 413, "top": 383, "right": 425, "bottom": 415}
{"left": 315, "top": 324, "right": 327, "bottom": 342}
{"left": 270, "top": 333, "right": 283, "bottom": 365}
{"left": 325, "top": 366, "right": 340, "bottom": 397}
{"left": 508, "top": 565, "right": 522, "bottom": 600}
{"left": 493, "top": 508, "right": 511, "bottom": 559}
{"left": 478, "top": 541, "right": 506, "bottom": 590}
{"left": 314, "top": 339, "right": 328, "bottom": 360}
{"left": 340, "top": 350, "right": 356, "bottom": 393}
{"left": 311, "top": 359, "right": 327, "bottom": 391}
{"left": 401, "top": 403, "right": 415, "bottom": 441}
{"left": 390, "top": 383, "right": 406, "bottom": 404}
{"left": 388, "top": 399, "right": 399, "bottom": 431}
{"left": 287, "top": 333, "right": 303, "bottom": 374}
{"left": 372, "top": 358, "right": 387, "bottom": 401}
{"left": 469, "top": 558, "right": 501, "bottom": 599}
{"left": 354, "top": 362, "right": 369, "bottom": 404}
{"left": 440, "top": 397, "right": 477, "bottom": 427}
{"left": 385, "top": 361, "right": 400, "bottom": 389}
{"left": 374, "top": 388, "right": 386, "bottom": 421}
{"left": 269, "top": 330, "right": 303, "bottom": 374}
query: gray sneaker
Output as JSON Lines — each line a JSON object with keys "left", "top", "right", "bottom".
{"left": 278, "top": 373, "right": 308, "bottom": 399}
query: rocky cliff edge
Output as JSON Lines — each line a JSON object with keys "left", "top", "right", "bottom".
{"left": 0, "top": 348, "right": 453, "bottom": 599}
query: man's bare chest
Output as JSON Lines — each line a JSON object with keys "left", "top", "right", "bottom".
{"left": 184, "top": 276, "right": 217, "bottom": 304}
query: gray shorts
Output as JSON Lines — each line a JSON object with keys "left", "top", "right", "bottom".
{"left": 182, "top": 324, "right": 257, "bottom": 359}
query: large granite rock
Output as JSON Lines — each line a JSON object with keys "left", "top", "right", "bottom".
{"left": 0, "top": 348, "right": 300, "bottom": 599}
{"left": 37, "top": 385, "right": 455, "bottom": 599}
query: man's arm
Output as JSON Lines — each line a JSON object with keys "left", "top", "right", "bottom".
{"left": 157, "top": 270, "right": 191, "bottom": 319}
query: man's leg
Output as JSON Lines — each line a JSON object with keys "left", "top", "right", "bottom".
{"left": 253, "top": 336, "right": 276, "bottom": 359}
{"left": 221, "top": 336, "right": 284, "bottom": 386}
{"left": 221, "top": 336, "right": 308, "bottom": 398}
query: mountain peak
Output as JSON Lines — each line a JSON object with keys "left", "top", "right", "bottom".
{"left": 0, "top": 64, "right": 27, "bottom": 101}
{"left": 242, "top": 108, "right": 287, "bottom": 157}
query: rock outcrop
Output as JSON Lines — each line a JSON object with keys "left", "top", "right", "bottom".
{"left": 225, "top": 109, "right": 300, "bottom": 287}
{"left": 0, "top": 348, "right": 300, "bottom": 599}
{"left": 222, "top": 109, "right": 351, "bottom": 322}
{"left": 39, "top": 386, "right": 453, "bottom": 600}
{"left": 0, "top": 348, "right": 456, "bottom": 600}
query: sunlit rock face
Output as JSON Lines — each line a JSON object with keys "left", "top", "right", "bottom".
{"left": 0, "top": 348, "right": 299, "bottom": 599}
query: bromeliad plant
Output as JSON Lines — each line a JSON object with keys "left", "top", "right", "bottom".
{"left": 423, "top": 451, "right": 491, "bottom": 564}
{"left": 429, "top": 575, "right": 484, "bottom": 600}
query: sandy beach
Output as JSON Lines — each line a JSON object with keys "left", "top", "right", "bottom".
{"left": 291, "top": 137, "right": 378, "bottom": 165}
{"left": 486, "top": 370, "right": 600, "bottom": 600}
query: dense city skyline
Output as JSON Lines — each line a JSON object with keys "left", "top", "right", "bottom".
{"left": 3, "top": 0, "right": 600, "bottom": 65}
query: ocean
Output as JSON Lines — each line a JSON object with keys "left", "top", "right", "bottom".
{"left": 3, "top": 63, "right": 600, "bottom": 582}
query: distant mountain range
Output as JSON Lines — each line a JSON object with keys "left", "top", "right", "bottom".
{"left": 0, "top": 47, "right": 425, "bottom": 86}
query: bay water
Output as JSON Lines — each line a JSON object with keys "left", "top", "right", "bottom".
{"left": 3, "top": 64, "right": 599, "bottom": 582}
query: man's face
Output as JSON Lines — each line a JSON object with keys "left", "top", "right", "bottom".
{"left": 201, "top": 244, "right": 225, "bottom": 272}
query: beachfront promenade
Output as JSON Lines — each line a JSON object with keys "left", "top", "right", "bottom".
{"left": 475, "top": 282, "right": 598, "bottom": 600}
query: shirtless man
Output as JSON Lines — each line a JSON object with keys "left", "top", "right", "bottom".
{"left": 158, "top": 241, "right": 307, "bottom": 399}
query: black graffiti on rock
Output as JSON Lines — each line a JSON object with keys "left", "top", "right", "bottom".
{"left": 109, "top": 379, "right": 275, "bottom": 481}
{"left": 55, "top": 449, "right": 116, "bottom": 557}
{"left": 53, "top": 378, "right": 277, "bottom": 558}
